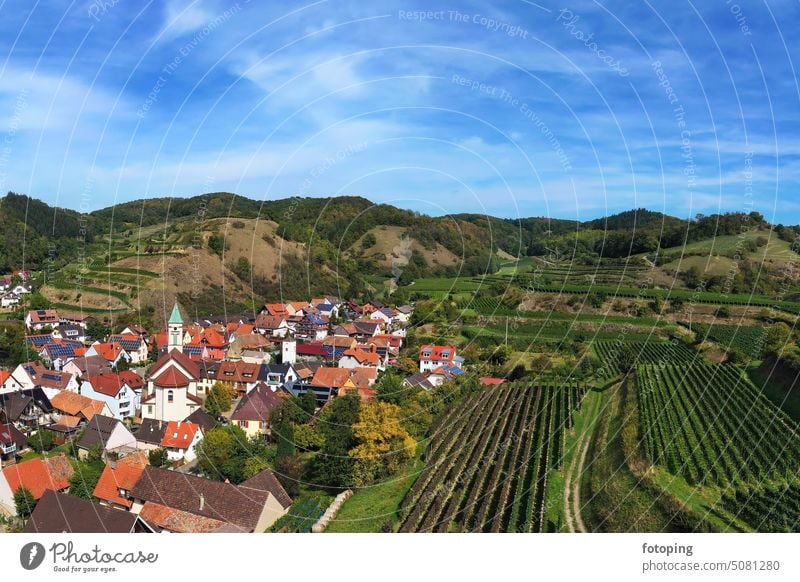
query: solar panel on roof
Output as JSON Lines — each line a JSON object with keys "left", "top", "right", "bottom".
{"left": 41, "top": 373, "right": 62, "bottom": 381}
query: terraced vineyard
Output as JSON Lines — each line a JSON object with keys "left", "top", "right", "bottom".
{"left": 720, "top": 483, "right": 800, "bottom": 532}
{"left": 687, "top": 323, "right": 766, "bottom": 358}
{"left": 399, "top": 382, "right": 586, "bottom": 532}
{"left": 637, "top": 363, "right": 800, "bottom": 486}
{"left": 593, "top": 340, "right": 699, "bottom": 375}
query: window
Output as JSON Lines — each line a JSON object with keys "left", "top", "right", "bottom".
{"left": 167, "top": 390, "right": 174, "bottom": 403}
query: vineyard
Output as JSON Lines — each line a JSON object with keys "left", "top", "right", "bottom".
{"left": 720, "top": 484, "right": 800, "bottom": 532}
{"left": 593, "top": 340, "right": 699, "bottom": 376}
{"left": 637, "top": 363, "right": 800, "bottom": 486}
{"left": 686, "top": 323, "right": 765, "bottom": 358}
{"left": 399, "top": 382, "right": 586, "bottom": 532}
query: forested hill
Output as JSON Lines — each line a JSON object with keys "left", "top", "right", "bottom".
{"left": 2, "top": 190, "right": 799, "bottom": 276}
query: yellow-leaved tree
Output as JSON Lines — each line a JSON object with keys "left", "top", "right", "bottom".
{"left": 349, "top": 401, "right": 417, "bottom": 486}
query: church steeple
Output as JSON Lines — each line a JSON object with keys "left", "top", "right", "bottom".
{"left": 168, "top": 302, "right": 184, "bottom": 353}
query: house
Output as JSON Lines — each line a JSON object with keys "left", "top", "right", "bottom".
{"left": 369, "top": 307, "right": 396, "bottom": 325}
{"left": 295, "top": 342, "right": 329, "bottom": 362}
{"left": 0, "top": 423, "right": 26, "bottom": 461}
{"left": 108, "top": 334, "right": 149, "bottom": 364}
{"left": 25, "top": 309, "right": 60, "bottom": 330}
{"left": 50, "top": 391, "right": 111, "bottom": 424}
{"left": 215, "top": 361, "right": 262, "bottom": 397}
{"left": 230, "top": 383, "right": 288, "bottom": 439}
{"left": 362, "top": 301, "right": 384, "bottom": 316}
{"left": 184, "top": 408, "right": 217, "bottom": 433}
{"left": 59, "top": 312, "right": 92, "bottom": 330}
{"left": 310, "top": 367, "right": 376, "bottom": 401}
{"left": 53, "top": 323, "right": 86, "bottom": 343}
{"left": 356, "top": 337, "right": 393, "bottom": 365}
{"left": 0, "top": 454, "right": 74, "bottom": 516}
{"left": 76, "top": 415, "right": 137, "bottom": 460}
{"left": 80, "top": 373, "right": 140, "bottom": 420}
{"left": 93, "top": 450, "right": 149, "bottom": 510}
{"left": 62, "top": 354, "right": 112, "bottom": 379}
{"left": 339, "top": 346, "right": 383, "bottom": 370}
{"left": 160, "top": 421, "right": 203, "bottom": 462}
{"left": 130, "top": 465, "right": 291, "bottom": 532}
{"left": 26, "top": 490, "right": 147, "bottom": 532}
{"left": 38, "top": 340, "right": 85, "bottom": 370}
{"left": 296, "top": 313, "right": 328, "bottom": 341}
{"left": 404, "top": 373, "right": 435, "bottom": 391}
{"left": 254, "top": 313, "right": 289, "bottom": 337}
{"left": 419, "top": 344, "right": 462, "bottom": 373}
{"left": 1, "top": 292, "right": 21, "bottom": 308}
{"left": 8, "top": 361, "right": 79, "bottom": 393}
{"left": 119, "top": 370, "right": 146, "bottom": 398}
{"left": 0, "top": 388, "right": 54, "bottom": 431}
{"left": 395, "top": 304, "right": 414, "bottom": 322}
{"left": 257, "top": 363, "right": 299, "bottom": 392}
{"left": 322, "top": 336, "right": 357, "bottom": 361}
{"left": 86, "top": 342, "right": 131, "bottom": 369}
{"left": 120, "top": 324, "right": 149, "bottom": 338}
{"left": 141, "top": 308, "right": 203, "bottom": 421}
{"left": 427, "top": 365, "right": 465, "bottom": 387}
{"left": 262, "top": 303, "right": 290, "bottom": 318}
{"left": 135, "top": 418, "right": 168, "bottom": 451}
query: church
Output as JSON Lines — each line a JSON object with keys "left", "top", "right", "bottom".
{"left": 141, "top": 303, "right": 204, "bottom": 422}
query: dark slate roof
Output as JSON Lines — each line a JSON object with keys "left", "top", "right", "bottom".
{"left": 240, "top": 468, "right": 293, "bottom": 509}
{"left": 136, "top": 418, "right": 167, "bottom": 445}
{"left": 24, "top": 490, "right": 138, "bottom": 533}
{"left": 130, "top": 466, "right": 270, "bottom": 532}
{"left": 0, "top": 392, "right": 32, "bottom": 421}
{"left": 78, "top": 415, "right": 122, "bottom": 449}
{"left": 184, "top": 408, "right": 217, "bottom": 432}
{"left": 230, "top": 383, "right": 286, "bottom": 422}
{"left": 257, "top": 363, "right": 293, "bottom": 381}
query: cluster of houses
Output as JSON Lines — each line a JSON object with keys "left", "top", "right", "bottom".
{"left": 0, "top": 270, "right": 33, "bottom": 308}
{"left": 0, "top": 294, "right": 473, "bottom": 532}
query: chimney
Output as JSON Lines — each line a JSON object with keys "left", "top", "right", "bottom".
{"left": 199, "top": 493, "right": 204, "bottom": 511}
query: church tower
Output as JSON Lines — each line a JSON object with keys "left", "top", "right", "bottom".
{"left": 168, "top": 302, "right": 184, "bottom": 353}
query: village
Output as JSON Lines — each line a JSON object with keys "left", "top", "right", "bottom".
{"left": 0, "top": 277, "right": 478, "bottom": 533}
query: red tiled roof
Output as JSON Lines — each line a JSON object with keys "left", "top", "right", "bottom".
{"left": 85, "top": 373, "right": 127, "bottom": 397}
{"left": 93, "top": 342, "right": 124, "bottom": 362}
{"left": 92, "top": 451, "right": 148, "bottom": 508}
{"left": 140, "top": 501, "right": 227, "bottom": 533}
{"left": 419, "top": 344, "right": 457, "bottom": 362}
{"left": 150, "top": 348, "right": 201, "bottom": 381}
{"left": 152, "top": 367, "right": 190, "bottom": 388}
{"left": 160, "top": 421, "right": 201, "bottom": 449}
{"left": 480, "top": 377, "right": 507, "bottom": 386}
{"left": 118, "top": 370, "right": 144, "bottom": 390}
{"left": 342, "top": 348, "right": 380, "bottom": 366}
{"left": 264, "top": 303, "right": 289, "bottom": 316}
{"left": 2, "top": 454, "right": 74, "bottom": 499}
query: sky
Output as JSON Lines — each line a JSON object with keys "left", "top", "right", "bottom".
{"left": 0, "top": 0, "right": 798, "bottom": 223}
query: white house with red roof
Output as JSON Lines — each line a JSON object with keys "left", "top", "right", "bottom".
{"left": 160, "top": 421, "right": 203, "bottom": 462}
{"left": 25, "top": 309, "right": 60, "bottom": 330}
{"left": 80, "top": 373, "right": 140, "bottom": 420}
{"left": 339, "top": 346, "right": 384, "bottom": 370}
{"left": 140, "top": 304, "right": 203, "bottom": 422}
{"left": 418, "top": 344, "right": 463, "bottom": 373}
{"left": 108, "top": 334, "right": 149, "bottom": 364}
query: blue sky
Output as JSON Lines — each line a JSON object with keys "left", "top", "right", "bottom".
{"left": 0, "top": 0, "right": 799, "bottom": 223}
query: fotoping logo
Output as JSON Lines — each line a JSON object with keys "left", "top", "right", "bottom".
{"left": 20, "top": 542, "right": 46, "bottom": 570}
